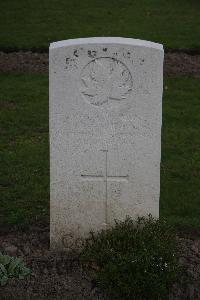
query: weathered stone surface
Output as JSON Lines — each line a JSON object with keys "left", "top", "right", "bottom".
{"left": 49, "top": 37, "right": 164, "bottom": 250}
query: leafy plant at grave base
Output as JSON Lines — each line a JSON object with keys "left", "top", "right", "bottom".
{"left": 0, "top": 252, "right": 31, "bottom": 286}
{"left": 81, "top": 215, "right": 181, "bottom": 300}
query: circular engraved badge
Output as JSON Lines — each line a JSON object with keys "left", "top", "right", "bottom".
{"left": 80, "top": 57, "right": 133, "bottom": 106}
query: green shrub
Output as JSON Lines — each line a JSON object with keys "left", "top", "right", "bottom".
{"left": 81, "top": 215, "right": 181, "bottom": 300}
{"left": 0, "top": 252, "right": 31, "bottom": 286}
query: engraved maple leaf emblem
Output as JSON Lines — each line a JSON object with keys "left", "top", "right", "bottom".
{"left": 81, "top": 58, "right": 132, "bottom": 106}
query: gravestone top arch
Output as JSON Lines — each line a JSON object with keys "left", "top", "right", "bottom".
{"left": 50, "top": 37, "right": 163, "bottom": 50}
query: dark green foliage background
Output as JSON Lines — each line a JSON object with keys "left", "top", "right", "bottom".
{"left": 0, "top": 0, "right": 200, "bottom": 50}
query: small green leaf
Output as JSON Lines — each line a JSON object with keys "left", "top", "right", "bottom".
{"left": 8, "top": 257, "right": 22, "bottom": 275}
{"left": 1, "top": 275, "right": 8, "bottom": 286}
{"left": 0, "top": 263, "right": 7, "bottom": 276}
{"left": 0, "top": 253, "right": 11, "bottom": 265}
{"left": 0, "top": 253, "right": 31, "bottom": 285}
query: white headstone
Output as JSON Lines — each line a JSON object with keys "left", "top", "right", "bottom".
{"left": 50, "top": 37, "right": 164, "bottom": 250}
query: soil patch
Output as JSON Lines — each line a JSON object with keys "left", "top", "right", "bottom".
{"left": 0, "top": 225, "right": 200, "bottom": 299}
{"left": 0, "top": 225, "right": 108, "bottom": 300}
{"left": 0, "top": 51, "right": 200, "bottom": 77}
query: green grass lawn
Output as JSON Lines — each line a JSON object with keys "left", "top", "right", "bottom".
{"left": 0, "top": 0, "right": 200, "bottom": 50}
{"left": 161, "top": 78, "right": 200, "bottom": 227}
{"left": 0, "top": 74, "right": 200, "bottom": 228}
{"left": 0, "top": 74, "right": 49, "bottom": 226}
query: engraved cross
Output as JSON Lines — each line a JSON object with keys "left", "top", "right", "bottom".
{"left": 81, "top": 150, "right": 128, "bottom": 224}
